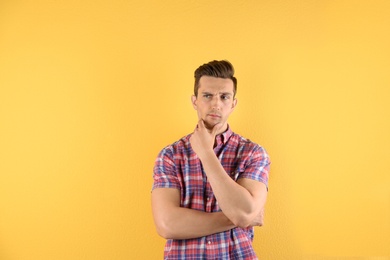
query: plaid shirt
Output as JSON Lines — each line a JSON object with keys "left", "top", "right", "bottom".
{"left": 153, "top": 126, "right": 270, "bottom": 260}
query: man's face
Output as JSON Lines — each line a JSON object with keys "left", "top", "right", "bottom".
{"left": 191, "top": 76, "right": 237, "bottom": 134}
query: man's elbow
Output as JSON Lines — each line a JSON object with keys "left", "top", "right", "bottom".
{"left": 155, "top": 220, "right": 176, "bottom": 239}
{"left": 156, "top": 227, "right": 171, "bottom": 240}
{"left": 231, "top": 214, "right": 253, "bottom": 228}
{"left": 231, "top": 210, "right": 264, "bottom": 228}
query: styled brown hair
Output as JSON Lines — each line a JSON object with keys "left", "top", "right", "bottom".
{"left": 194, "top": 60, "right": 237, "bottom": 97}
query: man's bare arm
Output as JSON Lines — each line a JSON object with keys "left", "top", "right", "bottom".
{"left": 151, "top": 188, "right": 235, "bottom": 239}
{"left": 201, "top": 158, "right": 267, "bottom": 228}
{"left": 190, "top": 120, "right": 268, "bottom": 228}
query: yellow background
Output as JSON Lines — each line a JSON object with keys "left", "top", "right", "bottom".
{"left": 0, "top": 1, "right": 389, "bottom": 259}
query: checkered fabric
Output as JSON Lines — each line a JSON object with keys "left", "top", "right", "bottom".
{"left": 153, "top": 126, "right": 270, "bottom": 259}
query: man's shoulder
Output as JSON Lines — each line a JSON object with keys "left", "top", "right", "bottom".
{"left": 158, "top": 133, "right": 192, "bottom": 155}
{"left": 230, "top": 131, "right": 260, "bottom": 147}
{"left": 169, "top": 133, "right": 192, "bottom": 148}
{"left": 229, "top": 131, "right": 268, "bottom": 156}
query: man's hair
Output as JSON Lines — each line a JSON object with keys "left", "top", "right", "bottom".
{"left": 194, "top": 60, "right": 237, "bottom": 97}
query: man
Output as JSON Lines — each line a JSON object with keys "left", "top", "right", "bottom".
{"left": 152, "top": 60, "right": 270, "bottom": 259}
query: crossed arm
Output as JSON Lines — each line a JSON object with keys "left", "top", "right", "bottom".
{"left": 151, "top": 182, "right": 266, "bottom": 240}
{"left": 151, "top": 120, "right": 268, "bottom": 240}
{"left": 151, "top": 188, "right": 236, "bottom": 239}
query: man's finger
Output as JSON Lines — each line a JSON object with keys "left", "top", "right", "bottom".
{"left": 211, "top": 123, "right": 222, "bottom": 136}
{"left": 198, "top": 119, "right": 206, "bottom": 129}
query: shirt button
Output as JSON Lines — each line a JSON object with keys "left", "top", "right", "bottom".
{"left": 207, "top": 241, "right": 211, "bottom": 244}
{"left": 207, "top": 197, "right": 210, "bottom": 201}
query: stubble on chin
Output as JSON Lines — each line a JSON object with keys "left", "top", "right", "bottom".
{"left": 204, "top": 119, "right": 225, "bottom": 133}
{"left": 201, "top": 119, "right": 214, "bottom": 132}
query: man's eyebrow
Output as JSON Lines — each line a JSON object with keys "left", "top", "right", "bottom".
{"left": 201, "top": 91, "right": 232, "bottom": 95}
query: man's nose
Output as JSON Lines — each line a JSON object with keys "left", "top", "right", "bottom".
{"left": 211, "top": 96, "right": 221, "bottom": 110}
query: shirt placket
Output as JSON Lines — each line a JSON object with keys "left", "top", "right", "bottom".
{"left": 204, "top": 136, "right": 225, "bottom": 212}
{"left": 205, "top": 234, "right": 219, "bottom": 258}
{"left": 204, "top": 179, "right": 214, "bottom": 212}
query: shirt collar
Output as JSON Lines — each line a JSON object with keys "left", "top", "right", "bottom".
{"left": 215, "top": 124, "right": 233, "bottom": 145}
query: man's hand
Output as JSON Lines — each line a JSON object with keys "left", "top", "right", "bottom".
{"left": 190, "top": 120, "right": 222, "bottom": 159}
{"left": 190, "top": 120, "right": 268, "bottom": 228}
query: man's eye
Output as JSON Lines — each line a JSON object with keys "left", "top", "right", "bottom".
{"left": 203, "top": 94, "right": 212, "bottom": 98}
{"left": 221, "top": 95, "right": 229, "bottom": 100}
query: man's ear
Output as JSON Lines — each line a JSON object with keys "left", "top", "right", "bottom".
{"left": 191, "top": 95, "right": 197, "bottom": 110}
{"left": 232, "top": 98, "right": 238, "bottom": 110}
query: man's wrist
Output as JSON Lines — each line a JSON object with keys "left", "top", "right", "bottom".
{"left": 197, "top": 148, "right": 215, "bottom": 161}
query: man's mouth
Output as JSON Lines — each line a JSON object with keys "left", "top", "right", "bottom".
{"left": 208, "top": 114, "right": 221, "bottom": 118}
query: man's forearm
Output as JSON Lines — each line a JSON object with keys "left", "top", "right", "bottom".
{"left": 152, "top": 189, "right": 235, "bottom": 240}
{"left": 199, "top": 151, "right": 266, "bottom": 228}
{"left": 156, "top": 208, "right": 235, "bottom": 239}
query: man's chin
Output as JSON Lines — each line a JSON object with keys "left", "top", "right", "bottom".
{"left": 203, "top": 120, "right": 217, "bottom": 129}
{"left": 204, "top": 120, "right": 224, "bottom": 131}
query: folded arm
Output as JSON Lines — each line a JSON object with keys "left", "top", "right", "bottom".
{"left": 190, "top": 120, "right": 268, "bottom": 228}
{"left": 200, "top": 154, "right": 268, "bottom": 228}
{"left": 151, "top": 188, "right": 235, "bottom": 239}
